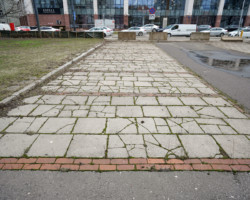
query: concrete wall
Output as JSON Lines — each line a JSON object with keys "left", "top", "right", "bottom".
{"left": 118, "top": 32, "right": 136, "bottom": 40}
{"left": 190, "top": 32, "right": 210, "bottom": 41}
{"left": 149, "top": 32, "right": 167, "bottom": 41}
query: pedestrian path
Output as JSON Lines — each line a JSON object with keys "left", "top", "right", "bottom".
{"left": 0, "top": 42, "right": 249, "bottom": 171}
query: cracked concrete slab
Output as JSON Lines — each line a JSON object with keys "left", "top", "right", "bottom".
{"left": 0, "top": 134, "right": 38, "bottom": 157}
{"left": 213, "top": 135, "right": 250, "bottom": 158}
{"left": 39, "top": 118, "right": 76, "bottom": 134}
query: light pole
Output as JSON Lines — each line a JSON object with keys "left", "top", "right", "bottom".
{"left": 32, "top": 0, "right": 41, "bottom": 35}
{"left": 238, "top": 0, "right": 246, "bottom": 36}
{"left": 71, "top": 0, "right": 76, "bottom": 31}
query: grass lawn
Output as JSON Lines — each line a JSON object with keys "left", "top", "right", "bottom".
{"left": 0, "top": 38, "right": 102, "bottom": 101}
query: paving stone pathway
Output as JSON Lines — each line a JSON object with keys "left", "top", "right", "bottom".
{"left": 0, "top": 42, "right": 250, "bottom": 171}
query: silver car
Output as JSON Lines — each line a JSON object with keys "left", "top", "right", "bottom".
{"left": 201, "top": 27, "right": 228, "bottom": 36}
{"left": 121, "top": 27, "right": 147, "bottom": 36}
{"left": 142, "top": 24, "right": 159, "bottom": 32}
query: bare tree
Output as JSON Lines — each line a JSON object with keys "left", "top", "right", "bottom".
{"left": 0, "top": 0, "right": 21, "bottom": 18}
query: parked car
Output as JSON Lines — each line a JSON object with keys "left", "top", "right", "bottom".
{"left": 15, "top": 26, "right": 31, "bottom": 31}
{"left": 201, "top": 27, "right": 228, "bottom": 36}
{"left": 0, "top": 23, "right": 11, "bottom": 31}
{"left": 121, "top": 27, "right": 147, "bottom": 36}
{"left": 197, "top": 25, "right": 211, "bottom": 32}
{"left": 102, "top": 26, "right": 113, "bottom": 35}
{"left": 86, "top": 27, "right": 111, "bottom": 37}
{"left": 163, "top": 24, "right": 197, "bottom": 37}
{"left": 225, "top": 25, "right": 239, "bottom": 32}
{"left": 142, "top": 24, "right": 159, "bottom": 32}
{"left": 228, "top": 28, "right": 250, "bottom": 38}
{"left": 32, "top": 26, "right": 60, "bottom": 32}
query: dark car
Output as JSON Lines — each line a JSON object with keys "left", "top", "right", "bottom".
{"left": 197, "top": 25, "right": 211, "bottom": 32}
{"left": 225, "top": 25, "right": 239, "bottom": 32}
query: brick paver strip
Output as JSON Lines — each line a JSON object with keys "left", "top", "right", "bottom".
{"left": 23, "top": 164, "right": 41, "bottom": 170}
{"left": 100, "top": 165, "right": 116, "bottom": 171}
{"left": 230, "top": 165, "right": 250, "bottom": 171}
{"left": 155, "top": 165, "right": 174, "bottom": 170}
{"left": 2, "top": 164, "right": 23, "bottom": 170}
{"left": 0, "top": 158, "right": 18, "bottom": 164}
{"left": 36, "top": 158, "right": 56, "bottom": 164}
{"left": 17, "top": 158, "right": 37, "bottom": 164}
{"left": 40, "top": 164, "right": 61, "bottom": 170}
{"left": 61, "top": 164, "right": 79, "bottom": 171}
{"left": 117, "top": 165, "right": 135, "bottom": 170}
{"left": 74, "top": 159, "right": 92, "bottom": 164}
{"left": 192, "top": 164, "right": 213, "bottom": 170}
{"left": 111, "top": 159, "right": 129, "bottom": 165}
{"left": 211, "top": 164, "right": 232, "bottom": 171}
{"left": 167, "top": 159, "right": 184, "bottom": 164}
{"left": 0, "top": 158, "right": 249, "bottom": 171}
{"left": 147, "top": 159, "right": 165, "bottom": 164}
{"left": 79, "top": 165, "right": 99, "bottom": 171}
{"left": 184, "top": 159, "right": 201, "bottom": 164}
{"left": 130, "top": 158, "right": 147, "bottom": 164}
{"left": 55, "top": 158, "right": 74, "bottom": 164}
{"left": 174, "top": 164, "right": 193, "bottom": 170}
{"left": 92, "top": 159, "right": 111, "bottom": 164}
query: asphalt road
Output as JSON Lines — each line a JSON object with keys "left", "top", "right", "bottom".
{"left": 0, "top": 171, "right": 249, "bottom": 200}
{"left": 157, "top": 42, "right": 250, "bottom": 114}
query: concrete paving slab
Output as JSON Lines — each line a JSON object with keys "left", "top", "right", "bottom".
{"left": 106, "top": 118, "right": 137, "bottom": 134}
{"left": 143, "top": 106, "right": 170, "bottom": 117}
{"left": 225, "top": 119, "right": 250, "bottom": 134}
{"left": 180, "top": 135, "right": 222, "bottom": 158}
{"left": 27, "top": 135, "right": 72, "bottom": 157}
{"left": 214, "top": 135, "right": 250, "bottom": 158}
{"left": 116, "top": 106, "right": 143, "bottom": 117}
{"left": 0, "top": 134, "right": 38, "bottom": 157}
{"left": 38, "top": 118, "right": 76, "bottom": 134}
{"left": 73, "top": 118, "right": 106, "bottom": 134}
{"left": 0, "top": 117, "right": 17, "bottom": 132}
{"left": 67, "top": 135, "right": 107, "bottom": 157}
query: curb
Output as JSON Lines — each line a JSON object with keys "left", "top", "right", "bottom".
{"left": 0, "top": 41, "right": 105, "bottom": 107}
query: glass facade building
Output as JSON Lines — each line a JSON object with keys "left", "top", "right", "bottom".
{"left": 221, "top": 0, "right": 250, "bottom": 27}
{"left": 128, "top": 0, "right": 186, "bottom": 27}
{"left": 191, "top": 0, "right": 219, "bottom": 26}
{"left": 20, "top": 0, "right": 250, "bottom": 30}
{"left": 98, "top": 0, "right": 124, "bottom": 28}
{"left": 68, "top": 0, "right": 94, "bottom": 28}
{"left": 35, "top": 0, "right": 64, "bottom": 13}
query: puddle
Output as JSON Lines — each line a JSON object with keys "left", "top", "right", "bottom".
{"left": 188, "top": 51, "right": 250, "bottom": 78}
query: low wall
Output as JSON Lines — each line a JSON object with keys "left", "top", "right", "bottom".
{"left": 149, "top": 32, "right": 167, "bottom": 41}
{"left": 0, "top": 31, "right": 104, "bottom": 38}
{"left": 118, "top": 32, "right": 136, "bottom": 40}
{"left": 190, "top": 32, "right": 210, "bottom": 41}
{"left": 221, "top": 37, "right": 243, "bottom": 42}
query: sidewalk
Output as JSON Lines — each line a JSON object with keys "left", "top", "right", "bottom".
{"left": 0, "top": 41, "right": 249, "bottom": 172}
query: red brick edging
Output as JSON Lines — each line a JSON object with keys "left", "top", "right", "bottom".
{"left": 0, "top": 158, "right": 249, "bottom": 172}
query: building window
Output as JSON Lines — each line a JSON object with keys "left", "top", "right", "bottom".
{"left": 0, "top": 10, "right": 3, "bottom": 17}
{"left": 98, "top": 0, "right": 124, "bottom": 29}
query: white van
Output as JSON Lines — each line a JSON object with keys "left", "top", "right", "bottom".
{"left": 163, "top": 24, "right": 197, "bottom": 36}
{"left": 0, "top": 23, "right": 11, "bottom": 31}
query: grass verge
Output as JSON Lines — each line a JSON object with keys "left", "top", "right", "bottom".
{"left": 0, "top": 38, "right": 102, "bottom": 100}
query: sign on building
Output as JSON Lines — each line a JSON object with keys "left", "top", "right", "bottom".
{"left": 38, "top": 8, "right": 61, "bottom": 15}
